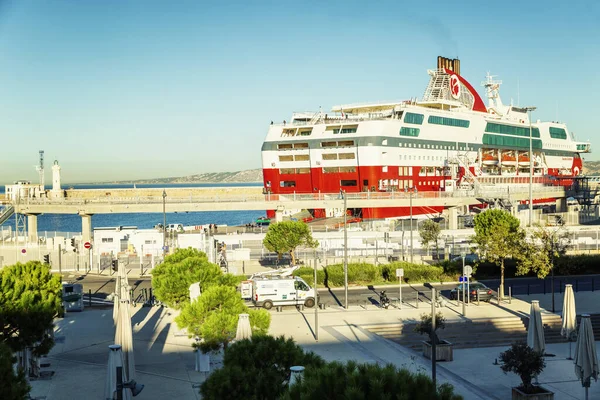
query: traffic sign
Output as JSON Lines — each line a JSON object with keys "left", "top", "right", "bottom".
{"left": 395, "top": 268, "right": 404, "bottom": 278}
{"left": 21, "top": 248, "right": 26, "bottom": 254}
{"left": 84, "top": 242, "right": 92, "bottom": 249}
{"left": 463, "top": 265, "right": 473, "bottom": 278}
{"left": 458, "top": 276, "right": 465, "bottom": 283}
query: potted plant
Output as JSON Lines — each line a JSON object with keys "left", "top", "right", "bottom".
{"left": 499, "top": 341, "right": 554, "bottom": 399}
{"left": 414, "top": 312, "right": 453, "bottom": 361}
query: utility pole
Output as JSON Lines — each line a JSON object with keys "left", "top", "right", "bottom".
{"left": 431, "top": 287, "right": 437, "bottom": 388}
{"left": 410, "top": 190, "right": 414, "bottom": 263}
{"left": 162, "top": 190, "right": 167, "bottom": 256}
{"left": 525, "top": 106, "right": 537, "bottom": 227}
{"left": 314, "top": 250, "right": 319, "bottom": 342}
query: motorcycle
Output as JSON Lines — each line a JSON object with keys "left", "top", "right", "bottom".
{"left": 379, "top": 290, "right": 390, "bottom": 309}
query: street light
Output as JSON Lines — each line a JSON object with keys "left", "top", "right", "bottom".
{"left": 460, "top": 250, "right": 466, "bottom": 316}
{"left": 409, "top": 187, "right": 417, "bottom": 264}
{"left": 524, "top": 106, "right": 537, "bottom": 227}
{"left": 343, "top": 191, "right": 348, "bottom": 310}
{"left": 162, "top": 190, "right": 167, "bottom": 257}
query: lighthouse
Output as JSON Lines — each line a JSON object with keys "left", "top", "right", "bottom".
{"left": 51, "top": 160, "right": 63, "bottom": 199}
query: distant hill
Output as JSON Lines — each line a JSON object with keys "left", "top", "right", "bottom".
{"left": 98, "top": 169, "right": 263, "bottom": 184}
{"left": 584, "top": 161, "right": 600, "bottom": 176}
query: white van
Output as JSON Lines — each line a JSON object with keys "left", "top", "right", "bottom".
{"left": 167, "top": 223, "right": 184, "bottom": 232}
{"left": 251, "top": 276, "right": 316, "bottom": 309}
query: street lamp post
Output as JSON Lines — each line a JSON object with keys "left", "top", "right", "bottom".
{"left": 343, "top": 191, "right": 348, "bottom": 310}
{"left": 162, "top": 190, "right": 167, "bottom": 257}
{"left": 410, "top": 189, "right": 415, "bottom": 263}
{"left": 525, "top": 106, "right": 537, "bottom": 227}
{"left": 461, "top": 250, "right": 466, "bottom": 316}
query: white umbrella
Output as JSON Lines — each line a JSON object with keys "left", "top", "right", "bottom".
{"left": 235, "top": 313, "right": 252, "bottom": 341}
{"left": 527, "top": 300, "right": 546, "bottom": 355}
{"left": 561, "top": 284, "right": 577, "bottom": 359}
{"left": 115, "top": 298, "right": 136, "bottom": 383}
{"left": 574, "top": 314, "right": 599, "bottom": 400}
{"left": 105, "top": 344, "right": 132, "bottom": 400}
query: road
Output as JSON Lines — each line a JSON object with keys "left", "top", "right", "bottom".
{"left": 61, "top": 272, "right": 600, "bottom": 308}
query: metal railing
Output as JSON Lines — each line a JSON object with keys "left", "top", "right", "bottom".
{"left": 10, "top": 186, "right": 567, "bottom": 207}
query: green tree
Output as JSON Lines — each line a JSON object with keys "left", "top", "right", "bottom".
{"left": 472, "top": 209, "right": 524, "bottom": 298}
{"left": 283, "top": 360, "right": 462, "bottom": 400}
{"left": 151, "top": 248, "right": 237, "bottom": 309}
{"left": 0, "top": 342, "right": 30, "bottom": 400}
{"left": 0, "top": 261, "right": 62, "bottom": 355}
{"left": 419, "top": 220, "right": 442, "bottom": 258}
{"left": 175, "top": 285, "right": 271, "bottom": 353}
{"left": 263, "top": 221, "right": 318, "bottom": 265}
{"left": 200, "top": 335, "right": 325, "bottom": 400}
{"left": 517, "top": 224, "right": 572, "bottom": 279}
{"left": 414, "top": 312, "right": 446, "bottom": 345}
{"left": 500, "top": 341, "right": 545, "bottom": 394}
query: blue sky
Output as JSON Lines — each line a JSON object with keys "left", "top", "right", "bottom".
{"left": 0, "top": 0, "right": 598, "bottom": 184}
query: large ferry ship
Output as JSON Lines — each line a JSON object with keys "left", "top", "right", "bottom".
{"left": 261, "top": 57, "right": 591, "bottom": 220}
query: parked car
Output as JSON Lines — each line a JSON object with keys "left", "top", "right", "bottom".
{"left": 449, "top": 282, "right": 493, "bottom": 302}
{"left": 451, "top": 253, "right": 480, "bottom": 264}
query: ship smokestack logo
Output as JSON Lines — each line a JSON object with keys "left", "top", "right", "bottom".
{"left": 449, "top": 74, "right": 461, "bottom": 99}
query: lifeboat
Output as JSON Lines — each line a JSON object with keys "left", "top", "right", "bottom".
{"left": 481, "top": 150, "right": 499, "bottom": 165}
{"left": 501, "top": 151, "right": 517, "bottom": 166}
{"left": 518, "top": 152, "right": 530, "bottom": 167}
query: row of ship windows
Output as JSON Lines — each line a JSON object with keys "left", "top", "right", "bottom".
{"left": 279, "top": 153, "right": 356, "bottom": 162}
{"left": 277, "top": 140, "right": 355, "bottom": 150}
{"left": 404, "top": 113, "right": 470, "bottom": 128}
{"left": 278, "top": 166, "right": 358, "bottom": 175}
{"left": 278, "top": 178, "right": 443, "bottom": 188}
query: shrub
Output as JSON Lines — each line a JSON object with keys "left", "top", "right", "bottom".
{"left": 388, "top": 261, "right": 445, "bottom": 283}
{"left": 200, "top": 335, "right": 325, "bottom": 400}
{"left": 294, "top": 267, "right": 325, "bottom": 287}
{"left": 283, "top": 360, "right": 462, "bottom": 400}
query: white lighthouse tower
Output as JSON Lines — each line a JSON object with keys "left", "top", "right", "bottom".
{"left": 51, "top": 160, "right": 63, "bottom": 199}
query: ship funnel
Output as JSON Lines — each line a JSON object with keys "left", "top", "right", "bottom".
{"left": 437, "top": 56, "right": 460, "bottom": 75}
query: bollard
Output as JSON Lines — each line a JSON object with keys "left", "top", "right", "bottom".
{"left": 509, "top": 286, "right": 512, "bottom": 304}
{"left": 416, "top": 293, "right": 419, "bottom": 309}
{"left": 88, "top": 289, "right": 92, "bottom": 308}
{"left": 477, "top": 290, "right": 480, "bottom": 306}
{"left": 527, "top": 284, "right": 530, "bottom": 296}
{"left": 576, "top": 279, "right": 579, "bottom": 293}
{"left": 497, "top": 287, "right": 501, "bottom": 305}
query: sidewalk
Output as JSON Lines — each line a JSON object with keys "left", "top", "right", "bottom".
{"left": 28, "top": 290, "right": 600, "bottom": 400}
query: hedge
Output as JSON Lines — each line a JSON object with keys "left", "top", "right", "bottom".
{"left": 294, "top": 261, "right": 459, "bottom": 287}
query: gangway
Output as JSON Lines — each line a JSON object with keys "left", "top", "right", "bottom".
{"left": 0, "top": 205, "right": 14, "bottom": 226}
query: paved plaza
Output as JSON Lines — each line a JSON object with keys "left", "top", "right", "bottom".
{"left": 29, "top": 289, "right": 600, "bottom": 400}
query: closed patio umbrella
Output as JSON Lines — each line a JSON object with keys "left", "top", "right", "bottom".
{"left": 105, "top": 344, "right": 132, "bottom": 400}
{"left": 115, "top": 298, "right": 136, "bottom": 383}
{"left": 527, "top": 300, "right": 546, "bottom": 355}
{"left": 561, "top": 284, "right": 577, "bottom": 359}
{"left": 574, "top": 314, "right": 599, "bottom": 400}
{"left": 235, "top": 313, "right": 252, "bottom": 341}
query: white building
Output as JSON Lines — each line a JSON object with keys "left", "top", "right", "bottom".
{"left": 4, "top": 181, "right": 45, "bottom": 201}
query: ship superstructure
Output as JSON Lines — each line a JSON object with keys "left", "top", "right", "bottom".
{"left": 261, "top": 57, "right": 591, "bottom": 219}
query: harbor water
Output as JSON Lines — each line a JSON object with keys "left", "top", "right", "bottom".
{"left": 0, "top": 183, "right": 264, "bottom": 233}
